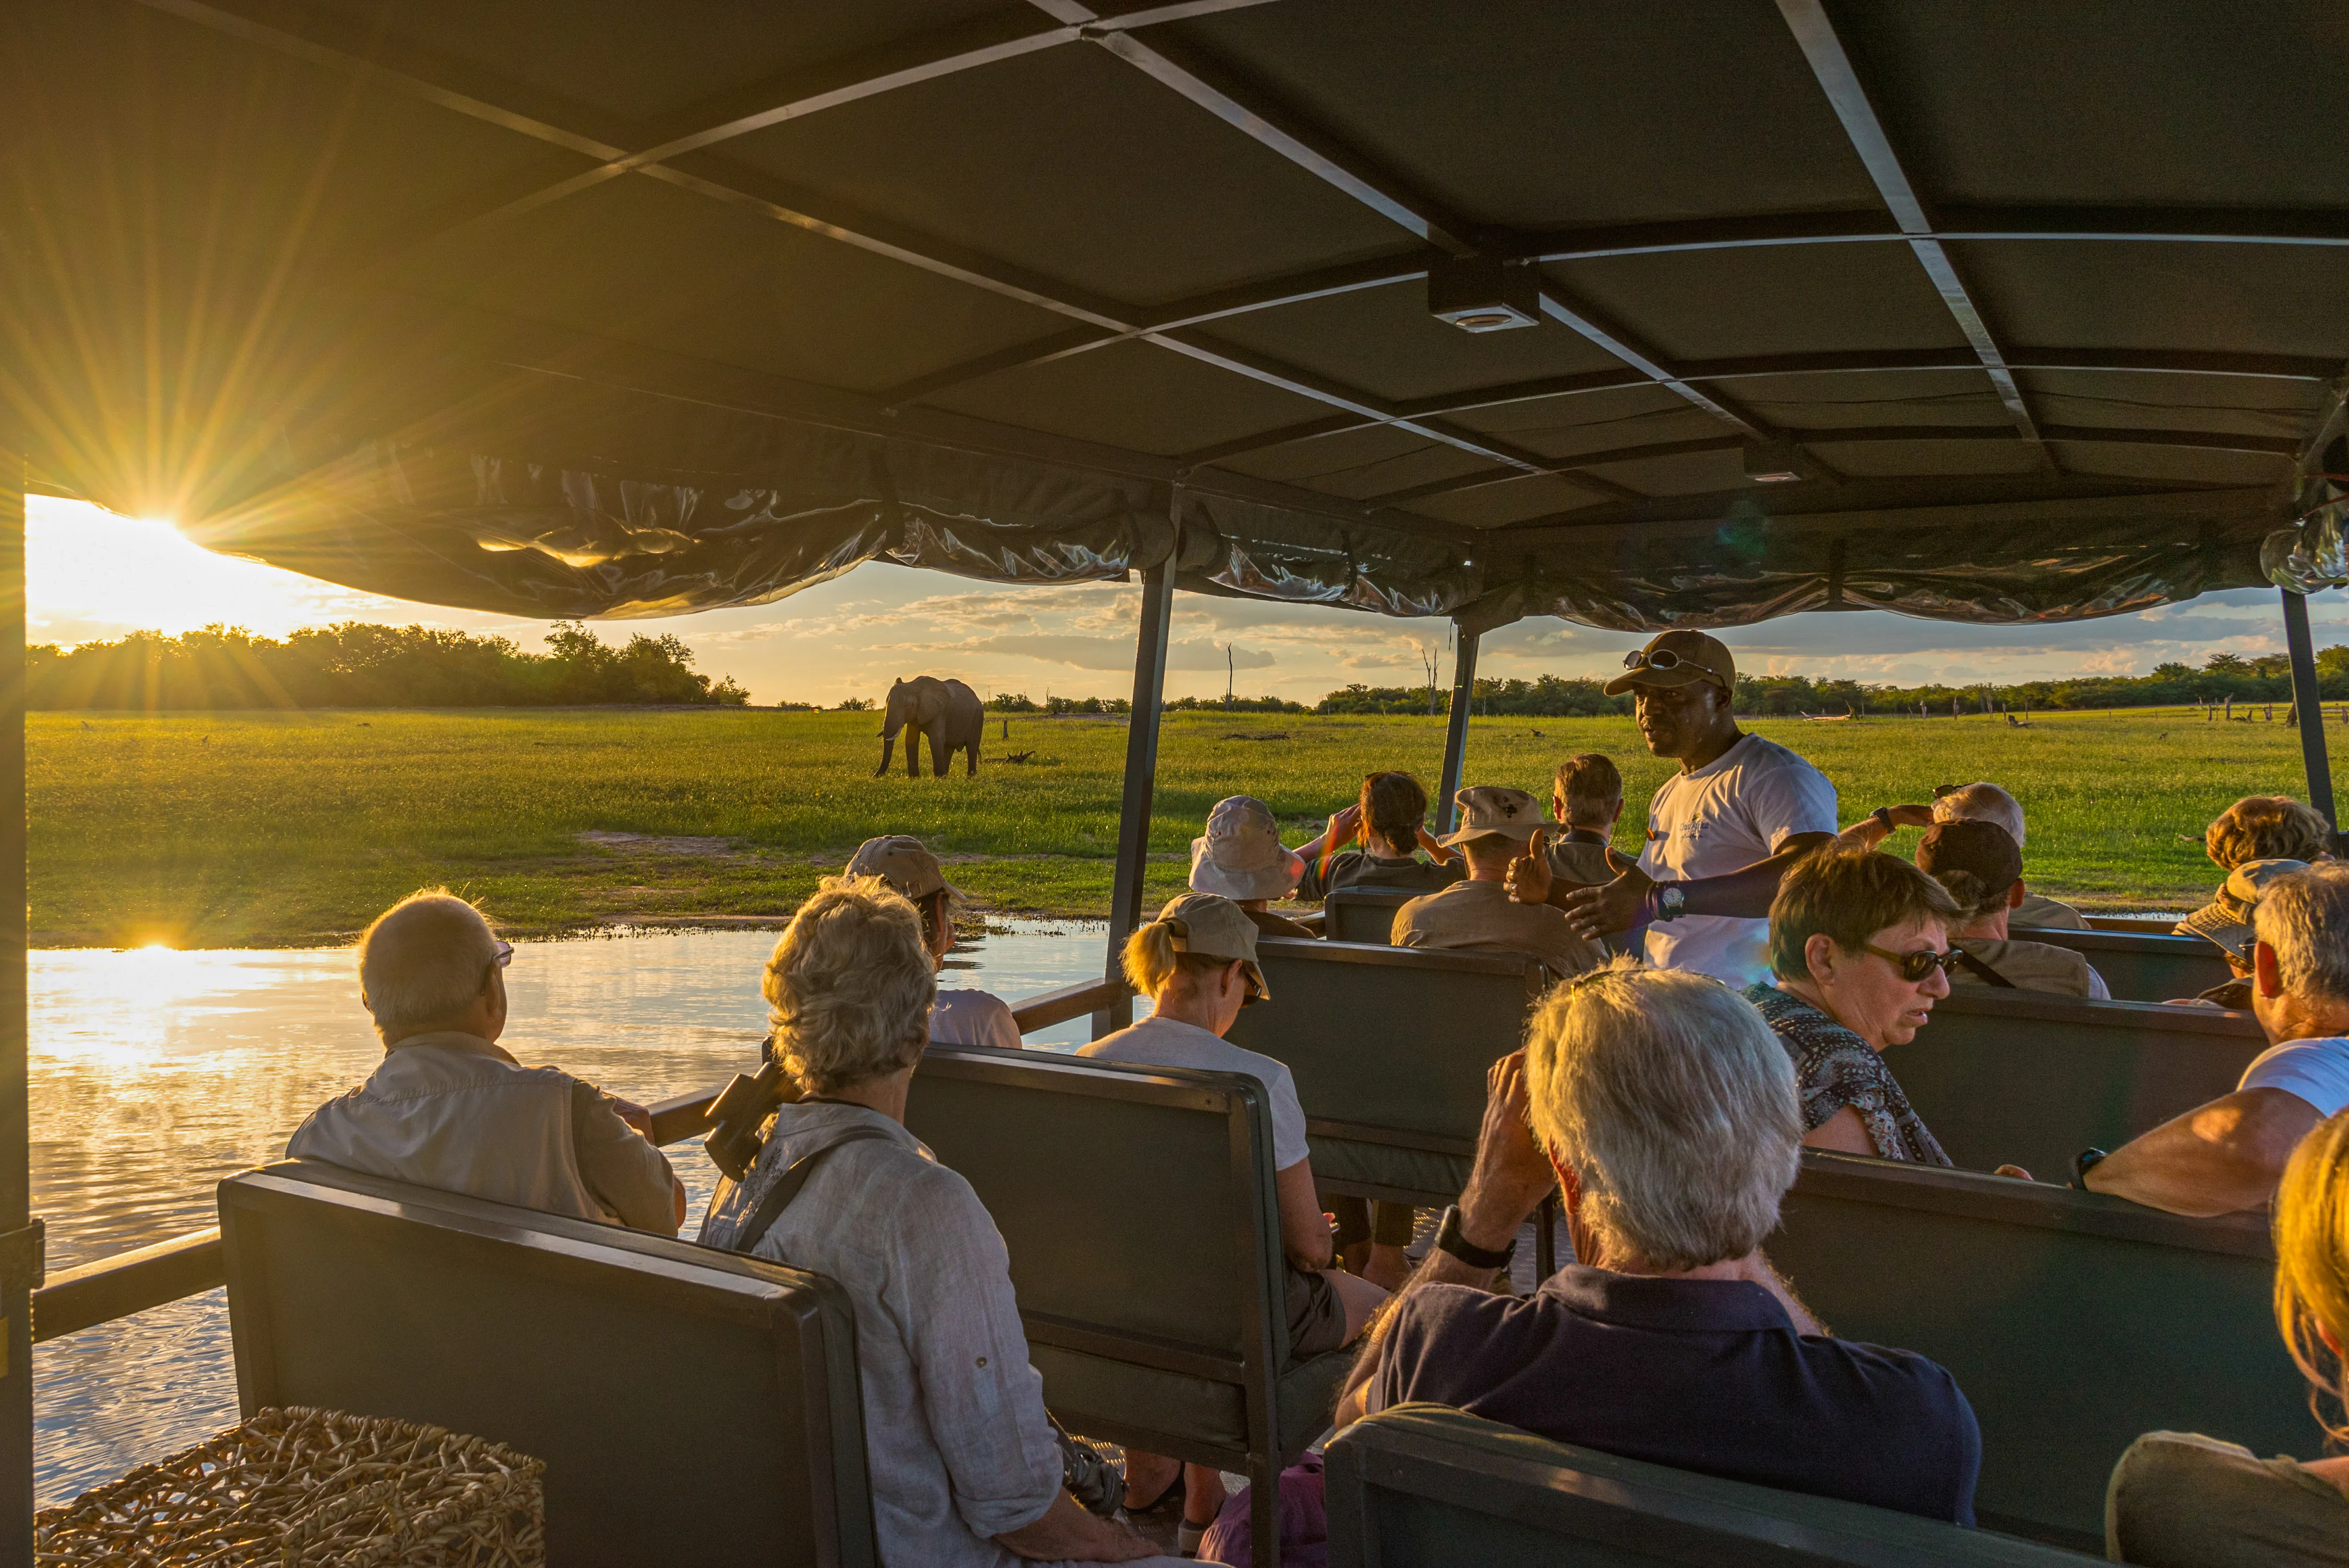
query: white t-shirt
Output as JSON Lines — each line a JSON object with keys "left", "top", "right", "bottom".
{"left": 929, "top": 989, "right": 1020, "bottom": 1051}
{"left": 1638, "top": 731, "right": 1839, "bottom": 987}
{"left": 2238, "top": 1035, "right": 2349, "bottom": 1118}
{"left": 1077, "top": 1014, "right": 1311, "bottom": 1171}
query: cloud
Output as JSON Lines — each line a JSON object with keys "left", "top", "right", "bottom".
{"left": 877, "top": 633, "right": 1277, "bottom": 672}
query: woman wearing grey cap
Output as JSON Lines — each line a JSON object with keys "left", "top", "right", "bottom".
{"left": 845, "top": 836, "right": 1020, "bottom": 1050}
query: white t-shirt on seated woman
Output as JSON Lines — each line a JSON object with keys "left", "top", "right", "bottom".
{"left": 1078, "top": 1014, "right": 1310, "bottom": 1170}
{"left": 930, "top": 989, "right": 1020, "bottom": 1050}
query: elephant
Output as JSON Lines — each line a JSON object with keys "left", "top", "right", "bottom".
{"left": 876, "top": 676, "right": 984, "bottom": 778}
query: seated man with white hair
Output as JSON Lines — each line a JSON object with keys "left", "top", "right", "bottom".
{"left": 2087, "top": 863, "right": 2349, "bottom": 1216}
{"left": 1840, "top": 780, "right": 2088, "bottom": 929}
{"left": 288, "top": 889, "right": 685, "bottom": 1234}
{"left": 1332, "top": 959, "right": 1981, "bottom": 1523}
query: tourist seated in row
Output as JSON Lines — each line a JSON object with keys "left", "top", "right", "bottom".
{"left": 287, "top": 890, "right": 685, "bottom": 1235}
{"left": 845, "top": 835, "right": 1019, "bottom": 1049}
{"left": 1837, "top": 780, "right": 2090, "bottom": 930}
{"left": 1916, "top": 820, "right": 2110, "bottom": 997}
{"left": 1191, "top": 795, "right": 1314, "bottom": 937}
{"left": 1394, "top": 786, "right": 1605, "bottom": 979}
{"left": 1541, "top": 752, "right": 1631, "bottom": 887}
{"left": 1331, "top": 959, "right": 1980, "bottom": 1523}
{"left": 2172, "top": 856, "right": 2308, "bottom": 1008}
{"left": 1289, "top": 770, "right": 1461, "bottom": 899}
{"left": 1746, "top": 850, "right": 1958, "bottom": 1165}
{"left": 2200, "top": 794, "right": 2335, "bottom": 879}
{"left": 1081, "top": 893, "right": 1386, "bottom": 1550}
{"left": 700, "top": 878, "right": 1183, "bottom": 1567}
{"left": 2107, "top": 1104, "right": 2349, "bottom": 1565}
{"left": 2087, "top": 863, "right": 2349, "bottom": 1217}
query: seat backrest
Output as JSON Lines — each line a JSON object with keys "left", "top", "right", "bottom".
{"left": 1324, "top": 888, "right": 1416, "bottom": 944}
{"left": 1324, "top": 1403, "right": 2099, "bottom": 1567}
{"left": 2009, "top": 925, "right": 2232, "bottom": 1002}
{"left": 1767, "top": 1152, "right": 2309, "bottom": 1550}
{"left": 219, "top": 1161, "right": 874, "bottom": 1568}
{"left": 903, "top": 1046, "right": 1287, "bottom": 1365}
{"left": 1223, "top": 937, "right": 1546, "bottom": 1151}
{"left": 1885, "top": 989, "right": 2263, "bottom": 1175}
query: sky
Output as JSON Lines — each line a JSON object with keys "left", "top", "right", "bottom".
{"left": 29, "top": 495, "right": 2349, "bottom": 707}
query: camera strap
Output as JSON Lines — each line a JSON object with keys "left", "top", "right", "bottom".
{"left": 1951, "top": 946, "right": 2018, "bottom": 989}
{"left": 725, "top": 1126, "right": 897, "bottom": 1257}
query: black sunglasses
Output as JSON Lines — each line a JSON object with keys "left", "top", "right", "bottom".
{"left": 1861, "top": 942, "right": 1963, "bottom": 982}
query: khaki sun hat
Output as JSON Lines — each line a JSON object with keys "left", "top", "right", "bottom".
{"left": 2177, "top": 857, "right": 2310, "bottom": 964}
{"left": 1190, "top": 795, "right": 1305, "bottom": 902}
{"left": 1153, "top": 892, "right": 1270, "bottom": 1002}
{"left": 1438, "top": 785, "right": 1546, "bottom": 848}
{"left": 844, "top": 835, "right": 957, "bottom": 904}
{"left": 1603, "top": 629, "right": 1737, "bottom": 697}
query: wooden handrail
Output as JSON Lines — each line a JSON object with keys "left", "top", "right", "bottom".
{"left": 31, "top": 973, "right": 1135, "bottom": 1341}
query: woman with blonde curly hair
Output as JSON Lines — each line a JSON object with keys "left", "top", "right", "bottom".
{"left": 700, "top": 877, "right": 1174, "bottom": 1568}
{"left": 2106, "top": 1107, "right": 2349, "bottom": 1564}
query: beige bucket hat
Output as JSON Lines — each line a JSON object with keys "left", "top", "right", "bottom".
{"left": 2176, "top": 857, "right": 2309, "bottom": 963}
{"left": 844, "top": 835, "right": 958, "bottom": 905}
{"left": 1152, "top": 892, "right": 1270, "bottom": 1002}
{"left": 1189, "top": 795, "right": 1304, "bottom": 902}
{"left": 1438, "top": 785, "right": 1547, "bottom": 848}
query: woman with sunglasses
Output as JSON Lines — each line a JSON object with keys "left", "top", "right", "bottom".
{"left": 1741, "top": 849, "right": 1963, "bottom": 1165}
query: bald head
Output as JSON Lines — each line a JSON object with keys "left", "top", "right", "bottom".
{"left": 1932, "top": 782, "right": 2026, "bottom": 848}
{"left": 358, "top": 890, "right": 503, "bottom": 1043}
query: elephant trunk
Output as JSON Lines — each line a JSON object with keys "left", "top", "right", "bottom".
{"left": 874, "top": 732, "right": 896, "bottom": 778}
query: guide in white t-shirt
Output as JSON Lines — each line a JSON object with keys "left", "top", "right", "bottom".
{"left": 1508, "top": 629, "right": 1839, "bottom": 988}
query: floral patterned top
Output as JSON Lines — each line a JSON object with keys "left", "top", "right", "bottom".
{"left": 1743, "top": 983, "right": 1951, "bottom": 1167}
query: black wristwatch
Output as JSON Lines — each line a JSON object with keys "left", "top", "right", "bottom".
{"left": 1436, "top": 1205, "right": 1517, "bottom": 1272}
{"left": 2070, "top": 1148, "right": 2108, "bottom": 1191}
{"left": 1869, "top": 806, "right": 1894, "bottom": 834}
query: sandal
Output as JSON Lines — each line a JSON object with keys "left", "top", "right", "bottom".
{"left": 1177, "top": 1516, "right": 1212, "bottom": 1558}
{"left": 1124, "top": 1461, "right": 1185, "bottom": 1515}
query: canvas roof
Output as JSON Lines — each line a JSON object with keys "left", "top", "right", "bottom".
{"left": 7, "top": 0, "right": 2348, "bottom": 630}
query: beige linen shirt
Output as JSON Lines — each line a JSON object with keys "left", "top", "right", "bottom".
{"left": 286, "top": 1032, "right": 681, "bottom": 1233}
{"left": 2013, "top": 893, "right": 2091, "bottom": 931}
{"left": 1393, "top": 879, "right": 1606, "bottom": 979}
{"left": 1950, "top": 937, "right": 2110, "bottom": 1000}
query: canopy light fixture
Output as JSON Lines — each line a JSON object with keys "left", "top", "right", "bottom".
{"left": 1743, "top": 441, "right": 1804, "bottom": 483}
{"left": 1429, "top": 257, "right": 1539, "bottom": 334}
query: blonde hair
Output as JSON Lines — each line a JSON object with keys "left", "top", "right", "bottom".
{"left": 357, "top": 889, "right": 499, "bottom": 1041}
{"left": 2209, "top": 796, "right": 2333, "bottom": 871}
{"left": 764, "top": 876, "right": 936, "bottom": 1095}
{"left": 1522, "top": 958, "right": 1801, "bottom": 1270}
{"left": 2274, "top": 1108, "right": 2349, "bottom": 1441}
{"left": 1121, "top": 921, "right": 1230, "bottom": 1001}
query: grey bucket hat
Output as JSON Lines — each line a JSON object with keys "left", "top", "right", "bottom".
{"left": 2176, "top": 857, "right": 2310, "bottom": 963}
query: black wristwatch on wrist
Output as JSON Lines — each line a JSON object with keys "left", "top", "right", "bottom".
{"left": 2070, "top": 1148, "right": 2108, "bottom": 1191}
{"left": 1435, "top": 1205, "right": 1517, "bottom": 1272}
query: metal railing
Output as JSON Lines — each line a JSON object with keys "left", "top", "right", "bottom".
{"left": 28, "top": 975, "right": 1133, "bottom": 1345}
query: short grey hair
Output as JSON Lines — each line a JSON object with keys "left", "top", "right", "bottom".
{"left": 765, "top": 876, "right": 938, "bottom": 1095}
{"left": 358, "top": 890, "right": 499, "bottom": 1041}
{"left": 1933, "top": 782, "right": 2027, "bottom": 848}
{"left": 1523, "top": 958, "right": 1801, "bottom": 1271}
{"left": 2255, "top": 863, "right": 2349, "bottom": 1004}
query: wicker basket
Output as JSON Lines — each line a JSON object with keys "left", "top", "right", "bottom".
{"left": 34, "top": 1405, "right": 544, "bottom": 1566}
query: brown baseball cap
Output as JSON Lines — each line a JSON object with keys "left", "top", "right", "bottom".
{"left": 844, "top": 835, "right": 956, "bottom": 904}
{"left": 1152, "top": 892, "right": 1270, "bottom": 1002}
{"left": 1604, "top": 629, "right": 1737, "bottom": 696}
{"left": 1916, "top": 819, "right": 2024, "bottom": 900}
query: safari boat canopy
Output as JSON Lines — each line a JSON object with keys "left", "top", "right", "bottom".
{"left": 7, "top": 0, "right": 2349, "bottom": 1552}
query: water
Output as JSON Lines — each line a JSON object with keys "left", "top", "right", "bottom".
{"left": 30, "top": 921, "right": 1107, "bottom": 1507}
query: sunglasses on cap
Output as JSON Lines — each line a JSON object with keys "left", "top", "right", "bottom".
{"left": 1861, "top": 942, "right": 1963, "bottom": 982}
{"left": 1623, "top": 647, "right": 1705, "bottom": 672}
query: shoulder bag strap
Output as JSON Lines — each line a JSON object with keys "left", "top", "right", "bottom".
{"left": 728, "top": 1126, "right": 898, "bottom": 1257}
{"left": 1952, "top": 945, "right": 2018, "bottom": 989}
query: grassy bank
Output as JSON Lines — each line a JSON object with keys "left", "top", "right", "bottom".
{"left": 29, "top": 706, "right": 2316, "bottom": 947}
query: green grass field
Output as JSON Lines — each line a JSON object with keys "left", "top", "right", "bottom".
{"left": 27, "top": 705, "right": 2321, "bottom": 947}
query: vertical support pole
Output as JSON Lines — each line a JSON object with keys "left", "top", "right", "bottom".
{"left": 1433, "top": 623, "right": 1480, "bottom": 835}
{"left": 1096, "top": 556, "right": 1175, "bottom": 1036}
{"left": 2282, "top": 587, "right": 2338, "bottom": 835}
{"left": 0, "top": 435, "right": 31, "bottom": 1552}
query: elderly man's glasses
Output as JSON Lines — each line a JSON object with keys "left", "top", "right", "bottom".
{"left": 482, "top": 939, "right": 514, "bottom": 988}
{"left": 1861, "top": 943, "right": 1962, "bottom": 982}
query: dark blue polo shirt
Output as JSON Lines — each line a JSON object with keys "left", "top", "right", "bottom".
{"left": 1372, "top": 1265, "right": 1980, "bottom": 1524}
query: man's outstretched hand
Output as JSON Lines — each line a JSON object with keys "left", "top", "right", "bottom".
{"left": 1560, "top": 862, "right": 1656, "bottom": 940}
{"left": 1504, "top": 827, "right": 1554, "bottom": 906}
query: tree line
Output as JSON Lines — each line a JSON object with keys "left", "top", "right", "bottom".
{"left": 29, "top": 623, "right": 749, "bottom": 709}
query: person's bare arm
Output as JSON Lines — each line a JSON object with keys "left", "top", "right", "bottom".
{"left": 1835, "top": 803, "right": 1936, "bottom": 852}
{"left": 2086, "top": 1088, "right": 2322, "bottom": 1216}
{"left": 1552, "top": 831, "right": 1839, "bottom": 939}
{"left": 995, "top": 1491, "right": 1160, "bottom": 1562}
{"left": 1274, "top": 1159, "right": 1336, "bottom": 1273}
{"left": 1802, "top": 1106, "right": 1878, "bottom": 1157}
{"left": 1333, "top": 1052, "right": 1557, "bottom": 1427}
